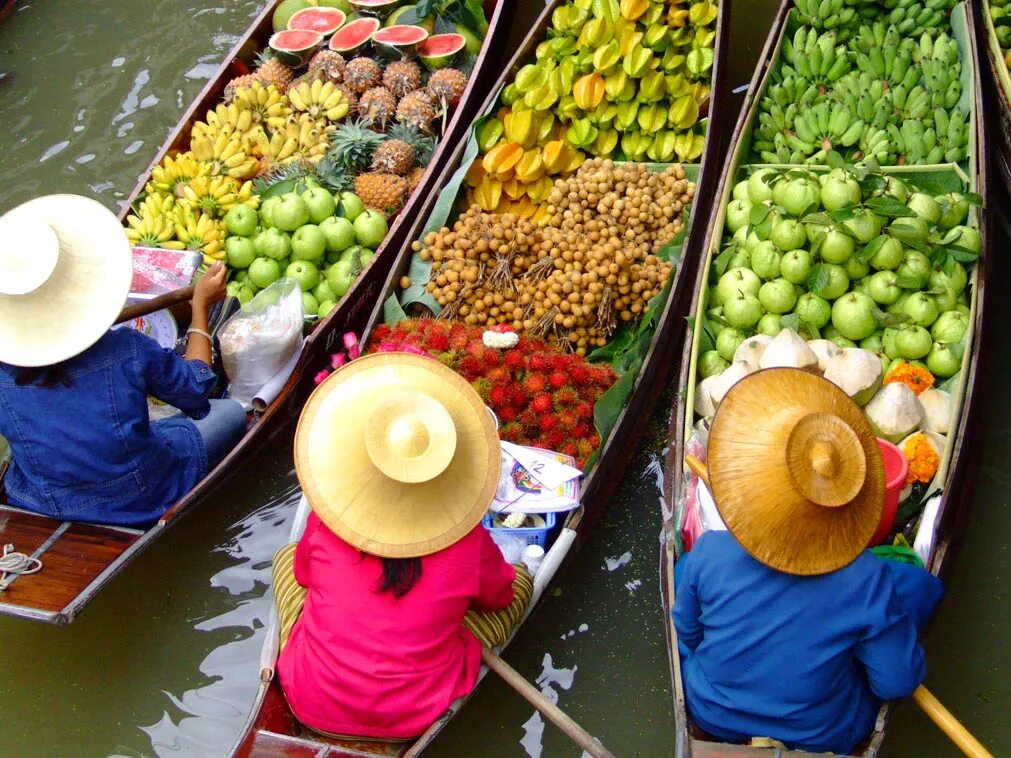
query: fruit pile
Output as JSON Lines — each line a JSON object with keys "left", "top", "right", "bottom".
{"left": 467, "top": 0, "right": 718, "bottom": 219}
{"left": 414, "top": 159, "right": 691, "bottom": 353}
{"left": 701, "top": 167, "right": 978, "bottom": 389}
{"left": 752, "top": 0, "right": 971, "bottom": 166}
{"left": 221, "top": 183, "right": 388, "bottom": 317}
{"left": 367, "top": 318, "right": 618, "bottom": 466}
{"left": 988, "top": 0, "right": 1011, "bottom": 69}
{"left": 127, "top": 0, "right": 485, "bottom": 266}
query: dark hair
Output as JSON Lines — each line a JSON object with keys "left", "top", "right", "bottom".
{"left": 13, "top": 364, "right": 72, "bottom": 389}
{"left": 378, "top": 557, "right": 423, "bottom": 598}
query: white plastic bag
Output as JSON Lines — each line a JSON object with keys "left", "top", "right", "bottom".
{"left": 219, "top": 278, "right": 303, "bottom": 409}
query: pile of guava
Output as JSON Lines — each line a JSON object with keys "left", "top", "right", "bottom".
{"left": 223, "top": 181, "right": 388, "bottom": 319}
{"left": 703, "top": 166, "right": 978, "bottom": 382}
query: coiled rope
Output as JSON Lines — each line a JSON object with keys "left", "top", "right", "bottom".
{"left": 0, "top": 543, "right": 42, "bottom": 587}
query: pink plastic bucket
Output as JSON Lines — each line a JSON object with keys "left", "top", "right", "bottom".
{"left": 868, "top": 438, "right": 908, "bottom": 546}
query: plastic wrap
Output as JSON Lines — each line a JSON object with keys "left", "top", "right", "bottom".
{"left": 219, "top": 279, "right": 303, "bottom": 409}
{"left": 251, "top": 339, "right": 305, "bottom": 412}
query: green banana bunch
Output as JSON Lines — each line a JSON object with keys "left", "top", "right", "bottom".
{"left": 857, "top": 126, "right": 895, "bottom": 164}
{"left": 791, "top": 101, "right": 865, "bottom": 158}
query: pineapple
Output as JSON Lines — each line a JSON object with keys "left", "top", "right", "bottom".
{"left": 223, "top": 73, "right": 259, "bottom": 104}
{"left": 382, "top": 60, "right": 422, "bottom": 99}
{"left": 396, "top": 90, "right": 437, "bottom": 133}
{"left": 358, "top": 86, "right": 397, "bottom": 128}
{"left": 371, "top": 139, "right": 415, "bottom": 175}
{"left": 326, "top": 120, "right": 388, "bottom": 174}
{"left": 355, "top": 172, "right": 410, "bottom": 212}
{"left": 427, "top": 68, "right": 467, "bottom": 106}
{"left": 315, "top": 154, "right": 355, "bottom": 193}
{"left": 308, "top": 50, "right": 347, "bottom": 83}
{"left": 385, "top": 123, "right": 435, "bottom": 165}
{"left": 407, "top": 166, "right": 426, "bottom": 191}
{"left": 344, "top": 57, "right": 382, "bottom": 94}
{"left": 254, "top": 50, "right": 294, "bottom": 92}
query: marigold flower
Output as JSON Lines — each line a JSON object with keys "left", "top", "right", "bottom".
{"left": 884, "top": 362, "right": 935, "bottom": 395}
{"left": 901, "top": 433, "right": 941, "bottom": 486}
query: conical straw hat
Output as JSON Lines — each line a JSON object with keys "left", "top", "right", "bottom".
{"left": 707, "top": 368, "right": 885, "bottom": 575}
{"left": 294, "top": 352, "right": 501, "bottom": 558}
{"left": 0, "top": 195, "right": 133, "bottom": 367}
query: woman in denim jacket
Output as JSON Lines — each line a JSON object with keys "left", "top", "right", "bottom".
{"left": 0, "top": 194, "right": 246, "bottom": 526}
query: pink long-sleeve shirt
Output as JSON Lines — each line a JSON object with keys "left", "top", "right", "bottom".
{"left": 277, "top": 513, "right": 516, "bottom": 739}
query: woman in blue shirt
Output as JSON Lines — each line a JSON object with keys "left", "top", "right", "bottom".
{"left": 0, "top": 194, "right": 246, "bottom": 526}
{"left": 673, "top": 368, "right": 943, "bottom": 754}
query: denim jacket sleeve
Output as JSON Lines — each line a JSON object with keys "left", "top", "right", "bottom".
{"left": 132, "top": 331, "right": 216, "bottom": 419}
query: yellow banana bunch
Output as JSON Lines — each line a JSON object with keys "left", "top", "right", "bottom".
{"left": 173, "top": 206, "right": 225, "bottom": 264}
{"left": 253, "top": 113, "right": 332, "bottom": 165}
{"left": 190, "top": 122, "right": 259, "bottom": 180}
{"left": 231, "top": 82, "right": 291, "bottom": 132}
{"left": 287, "top": 79, "right": 350, "bottom": 123}
{"left": 126, "top": 194, "right": 184, "bottom": 249}
{"left": 177, "top": 174, "right": 256, "bottom": 219}
{"left": 147, "top": 152, "right": 210, "bottom": 196}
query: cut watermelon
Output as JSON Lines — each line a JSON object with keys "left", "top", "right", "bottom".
{"left": 372, "top": 25, "right": 429, "bottom": 58}
{"left": 269, "top": 29, "right": 325, "bottom": 68}
{"left": 348, "top": 0, "right": 404, "bottom": 18}
{"left": 328, "top": 16, "right": 381, "bottom": 54}
{"left": 416, "top": 33, "right": 466, "bottom": 71}
{"left": 288, "top": 7, "right": 347, "bottom": 37}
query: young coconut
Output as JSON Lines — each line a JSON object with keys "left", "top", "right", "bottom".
{"left": 864, "top": 383, "right": 923, "bottom": 443}
{"left": 695, "top": 376, "right": 719, "bottom": 418}
{"left": 733, "top": 334, "right": 773, "bottom": 370}
{"left": 758, "top": 329, "right": 819, "bottom": 372}
{"left": 917, "top": 388, "right": 951, "bottom": 435}
{"left": 709, "top": 361, "right": 755, "bottom": 406}
{"left": 822, "top": 348, "right": 883, "bottom": 406}
{"left": 898, "top": 430, "right": 946, "bottom": 500}
{"left": 807, "top": 339, "right": 842, "bottom": 373}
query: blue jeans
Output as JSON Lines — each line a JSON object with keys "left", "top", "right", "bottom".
{"left": 190, "top": 399, "right": 247, "bottom": 469}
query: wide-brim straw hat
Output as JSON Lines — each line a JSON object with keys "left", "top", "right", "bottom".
{"left": 294, "top": 352, "right": 501, "bottom": 558}
{"left": 0, "top": 194, "right": 133, "bottom": 367}
{"left": 707, "top": 368, "right": 885, "bottom": 575}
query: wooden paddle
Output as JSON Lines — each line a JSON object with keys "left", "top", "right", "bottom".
{"left": 683, "top": 455, "right": 995, "bottom": 757}
{"left": 115, "top": 285, "right": 195, "bottom": 325}
{"left": 480, "top": 647, "right": 615, "bottom": 758}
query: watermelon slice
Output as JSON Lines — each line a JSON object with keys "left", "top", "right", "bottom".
{"left": 328, "top": 16, "right": 381, "bottom": 54}
{"left": 348, "top": 0, "right": 404, "bottom": 18}
{"left": 288, "top": 7, "right": 347, "bottom": 37}
{"left": 416, "top": 33, "right": 466, "bottom": 70}
{"left": 372, "top": 25, "right": 429, "bottom": 58}
{"left": 269, "top": 29, "right": 325, "bottom": 68}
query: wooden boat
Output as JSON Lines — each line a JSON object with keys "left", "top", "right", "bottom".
{"left": 978, "top": 0, "right": 1011, "bottom": 199}
{"left": 0, "top": 1, "right": 16, "bottom": 26}
{"left": 230, "top": 0, "right": 732, "bottom": 754}
{"left": 0, "top": 0, "right": 513, "bottom": 626}
{"left": 659, "top": 1, "right": 991, "bottom": 755}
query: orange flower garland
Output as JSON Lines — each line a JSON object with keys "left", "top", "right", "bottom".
{"left": 883, "top": 362, "right": 935, "bottom": 395}
{"left": 901, "top": 433, "right": 941, "bottom": 486}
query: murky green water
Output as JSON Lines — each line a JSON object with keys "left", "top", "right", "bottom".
{"left": 0, "top": 1, "right": 1008, "bottom": 756}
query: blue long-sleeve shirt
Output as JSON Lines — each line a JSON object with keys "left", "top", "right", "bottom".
{"left": 673, "top": 530, "right": 944, "bottom": 754}
{"left": 0, "top": 328, "right": 216, "bottom": 525}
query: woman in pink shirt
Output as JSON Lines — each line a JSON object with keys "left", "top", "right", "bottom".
{"left": 274, "top": 352, "right": 531, "bottom": 739}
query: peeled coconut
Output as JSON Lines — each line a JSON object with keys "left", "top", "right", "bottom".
{"left": 865, "top": 383, "right": 923, "bottom": 443}
{"left": 918, "top": 388, "right": 951, "bottom": 435}
{"left": 710, "top": 361, "right": 755, "bottom": 406}
{"left": 758, "top": 329, "right": 818, "bottom": 372}
{"left": 694, "top": 376, "right": 719, "bottom": 418}
{"left": 822, "top": 348, "right": 883, "bottom": 406}
{"left": 898, "top": 430, "right": 946, "bottom": 500}
{"left": 808, "top": 339, "right": 842, "bottom": 373}
{"left": 733, "top": 334, "right": 773, "bottom": 371}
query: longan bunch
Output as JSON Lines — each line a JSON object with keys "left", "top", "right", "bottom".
{"left": 411, "top": 159, "right": 694, "bottom": 354}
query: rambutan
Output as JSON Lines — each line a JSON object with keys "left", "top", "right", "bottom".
{"left": 465, "top": 339, "right": 485, "bottom": 359}
{"left": 471, "top": 377, "right": 491, "bottom": 401}
{"left": 558, "top": 409, "right": 579, "bottom": 430}
{"left": 553, "top": 386, "right": 578, "bottom": 407}
{"left": 575, "top": 400, "right": 595, "bottom": 420}
{"left": 500, "top": 421, "right": 523, "bottom": 442}
{"left": 538, "top": 413, "right": 558, "bottom": 432}
{"left": 497, "top": 406, "right": 518, "bottom": 424}
{"left": 549, "top": 371, "right": 568, "bottom": 389}
{"left": 546, "top": 428, "right": 566, "bottom": 449}
{"left": 531, "top": 393, "right": 553, "bottom": 413}
{"left": 458, "top": 355, "right": 483, "bottom": 380}
{"left": 449, "top": 323, "right": 470, "bottom": 350}
{"left": 486, "top": 366, "right": 511, "bottom": 385}
{"left": 592, "top": 367, "right": 615, "bottom": 388}
{"left": 552, "top": 355, "right": 570, "bottom": 372}
{"left": 370, "top": 324, "right": 392, "bottom": 342}
{"left": 510, "top": 387, "right": 529, "bottom": 409}
{"left": 571, "top": 423, "right": 590, "bottom": 439}
{"left": 560, "top": 442, "right": 579, "bottom": 459}
{"left": 482, "top": 347, "right": 502, "bottom": 367}
{"left": 528, "top": 353, "right": 553, "bottom": 372}
{"left": 488, "top": 385, "right": 509, "bottom": 407}
{"left": 425, "top": 332, "right": 450, "bottom": 352}
{"left": 523, "top": 373, "right": 548, "bottom": 394}
{"left": 518, "top": 410, "right": 540, "bottom": 436}
{"left": 569, "top": 363, "right": 591, "bottom": 386}
{"left": 577, "top": 438, "right": 596, "bottom": 459}
{"left": 504, "top": 349, "right": 526, "bottom": 371}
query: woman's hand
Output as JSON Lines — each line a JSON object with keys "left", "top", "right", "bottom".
{"left": 191, "top": 263, "right": 227, "bottom": 312}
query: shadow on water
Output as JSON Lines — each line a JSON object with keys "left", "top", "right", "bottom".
{"left": 0, "top": 0, "right": 1008, "bottom": 756}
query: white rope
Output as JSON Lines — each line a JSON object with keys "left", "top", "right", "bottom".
{"left": 0, "top": 543, "right": 42, "bottom": 586}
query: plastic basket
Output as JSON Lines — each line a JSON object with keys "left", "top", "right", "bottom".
{"left": 482, "top": 511, "right": 557, "bottom": 548}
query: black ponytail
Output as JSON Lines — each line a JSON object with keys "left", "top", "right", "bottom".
{"left": 378, "top": 557, "right": 423, "bottom": 598}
